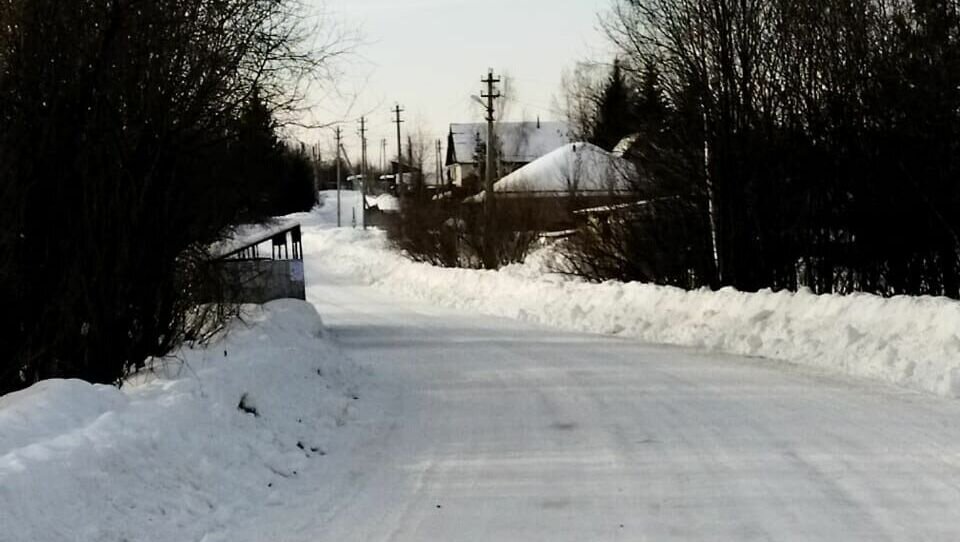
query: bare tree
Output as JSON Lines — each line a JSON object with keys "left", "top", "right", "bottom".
{"left": 0, "top": 0, "right": 349, "bottom": 393}
{"left": 587, "top": 0, "right": 960, "bottom": 297}
{"left": 556, "top": 62, "right": 608, "bottom": 141}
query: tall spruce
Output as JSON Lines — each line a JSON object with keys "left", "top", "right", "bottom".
{"left": 591, "top": 60, "right": 634, "bottom": 151}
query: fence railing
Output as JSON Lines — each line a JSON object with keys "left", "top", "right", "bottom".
{"left": 211, "top": 223, "right": 306, "bottom": 304}
{"left": 215, "top": 224, "right": 303, "bottom": 262}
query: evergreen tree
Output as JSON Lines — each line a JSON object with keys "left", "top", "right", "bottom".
{"left": 591, "top": 60, "right": 634, "bottom": 151}
{"left": 234, "top": 88, "right": 317, "bottom": 218}
{"left": 236, "top": 87, "right": 283, "bottom": 219}
{"left": 635, "top": 61, "right": 667, "bottom": 138}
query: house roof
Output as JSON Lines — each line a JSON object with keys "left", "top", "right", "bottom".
{"left": 447, "top": 121, "right": 571, "bottom": 166}
{"left": 494, "top": 142, "right": 637, "bottom": 194}
{"left": 464, "top": 142, "right": 638, "bottom": 203}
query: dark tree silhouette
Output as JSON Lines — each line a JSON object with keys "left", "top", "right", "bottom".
{"left": 0, "top": 0, "right": 338, "bottom": 394}
{"left": 566, "top": 0, "right": 960, "bottom": 297}
{"left": 591, "top": 60, "right": 635, "bottom": 151}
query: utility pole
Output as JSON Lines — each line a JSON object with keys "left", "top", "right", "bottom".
{"left": 335, "top": 126, "right": 342, "bottom": 228}
{"left": 313, "top": 142, "right": 322, "bottom": 205}
{"left": 408, "top": 135, "right": 416, "bottom": 195}
{"left": 359, "top": 116, "right": 368, "bottom": 229}
{"left": 481, "top": 69, "right": 501, "bottom": 268}
{"left": 392, "top": 104, "right": 404, "bottom": 195}
{"left": 379, "top": 138, "right": 386, "bottom": 173}
{"left": 436, "top": 139, "right": 443, "bottom": 194}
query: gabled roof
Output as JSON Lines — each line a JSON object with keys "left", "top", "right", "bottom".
{"left": 493, "top": 142, "right": 637, "bottom": 194}
{"left": 446, "top": 121, "right": 571, "bottom": 166}
{"left": 464, "top": 142, "right": 639, "bottom": 203}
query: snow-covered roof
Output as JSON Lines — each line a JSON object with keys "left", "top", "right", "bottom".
{"left": 379, "top": 173, "right": 414, "bottom": 185}
{"left": 447, "top": 121, "right": 571, "bottom": 165}
{"left": 366, "top": 194, "right": 400, "bottom": 212}
{"left": 492, "top": 142, "right": 637, "bottom": 195}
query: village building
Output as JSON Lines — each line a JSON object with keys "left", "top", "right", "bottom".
{"left": 490, "top": 142, "right": 637, "bottom": 198}
{"left": 466, "top": 141, "right": 641, "bottom": 232}
{"left": 444, "top": 120, "right": 571, "bottom": 193}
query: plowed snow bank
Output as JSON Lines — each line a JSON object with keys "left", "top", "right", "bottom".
{"left": 308, "top": 227, "right": 960, "bottom": 398}
{"left": 0, "top": 300, "right": 359, "bottom": 541}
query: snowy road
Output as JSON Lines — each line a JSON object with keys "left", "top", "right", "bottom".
{"left": 303, "top": 269, "right": 960, "bottom": 541}
{"left": 9, "top": 197, "right": 960, "bottom": 541}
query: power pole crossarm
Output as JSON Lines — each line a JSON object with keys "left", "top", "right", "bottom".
{"left": 481, "top": 69, "right": 501, "bottom": 199}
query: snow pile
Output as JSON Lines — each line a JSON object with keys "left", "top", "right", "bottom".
{"left": 306, "top": 227, "right": 960, "bottom": 398}
{"left": 0, "top": 300, "right": 360, "bottom": 541}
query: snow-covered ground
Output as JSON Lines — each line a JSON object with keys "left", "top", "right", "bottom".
{"left": 307, "top": 262, "right": 960, "bottom": 541}
{"left": 6, "top": 190, "right": 960, "bottom": 541}
{"left": 297, "top": 194, "right": 960, "bottom": 540}
{"left": 317, "top": 189, "right": 366, "bottom": 228}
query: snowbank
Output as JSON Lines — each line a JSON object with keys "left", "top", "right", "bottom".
{"left": 0, "top": 300, "right": 360, "bottom": 541}
{"left": 307, "top": 227, "right": 960, "bottom": 398}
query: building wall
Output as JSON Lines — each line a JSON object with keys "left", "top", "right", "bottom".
{"left": 447, "top": 162, "right": 529, "bottom": 194}
{"left": 494, "top": 194, "right": 640, "bottom": 232}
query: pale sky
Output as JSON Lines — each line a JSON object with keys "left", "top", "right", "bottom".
{"left": 300, "top": 0, "right": 613, "bottom": 166}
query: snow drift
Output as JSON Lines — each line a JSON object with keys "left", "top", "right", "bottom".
{"left": 307, "top": 226, "right": 960, "bottom": 398}
{"left": 0, "top": 300, "right": 360, "bottom": 541}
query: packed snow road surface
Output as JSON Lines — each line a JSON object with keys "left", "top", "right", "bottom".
{"left": 7, "top": 190, "right": 956, "bottom": 541}
{"left": 307, "top": 267, "right": 960, "bottom": 541}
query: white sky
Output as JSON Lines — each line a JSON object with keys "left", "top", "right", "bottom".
{"left": 299, "top": 0, "right": 613, "bottom": 165}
